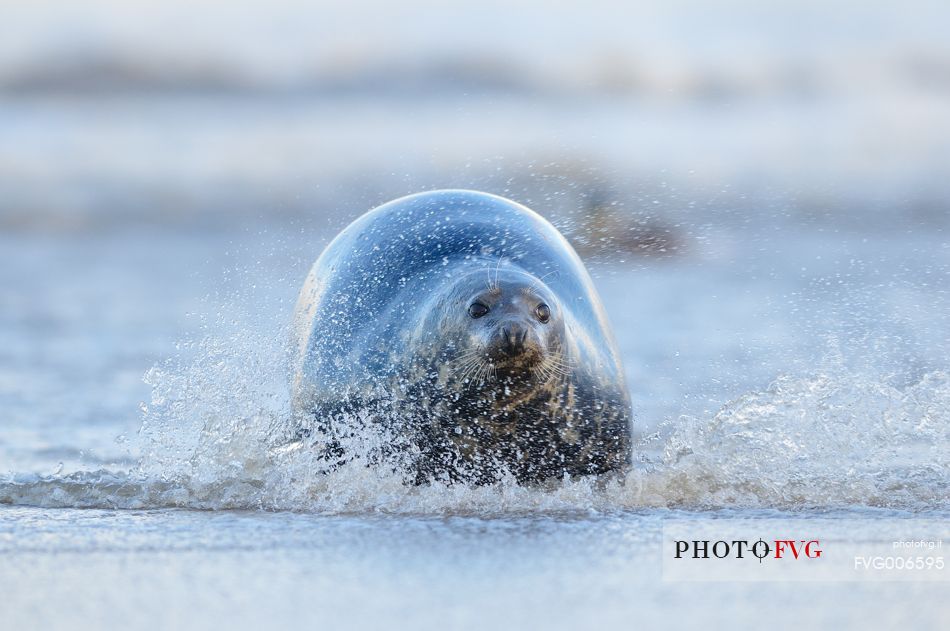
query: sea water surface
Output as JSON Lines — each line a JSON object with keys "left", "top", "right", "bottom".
{"left": 1, "top": 213, "right": 948, "bottom": 629}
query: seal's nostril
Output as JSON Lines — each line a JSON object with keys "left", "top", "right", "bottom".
{"left": 500, "top": 324, "right": 526, "bottom": 355}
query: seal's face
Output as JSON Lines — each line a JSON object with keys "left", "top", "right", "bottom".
{"left": 447, "top": 268, "right": 567, "bottom": 384}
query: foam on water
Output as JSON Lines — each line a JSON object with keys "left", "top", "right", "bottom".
{"left": 1, "top": 320, "right": 947, "bottom": 514}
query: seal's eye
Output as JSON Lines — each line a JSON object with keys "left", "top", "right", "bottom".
{"left": 468, "top": 302, "right": 489, "bottom": 319}
{"left": 536, "top": 303, "right": 551, "bottom": 323}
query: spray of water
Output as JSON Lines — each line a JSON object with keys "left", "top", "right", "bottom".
{"left": 2, "top": 314, "right": 946, "bottom": 513}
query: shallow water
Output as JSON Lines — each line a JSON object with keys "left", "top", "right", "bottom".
{"left": 2, "top": 224, "right": 947, "bottom": 510}
{"left": 2, "top": 507, "right": 948, "bottom": 631}
{"left": 2, "top": 217, "right": 948, "bottom": 628}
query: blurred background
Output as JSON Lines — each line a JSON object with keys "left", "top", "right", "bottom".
{"left": 2, "top": 0, "right": 949, "bottom": 473}
{"left": 4, "top": 0, "right": 950, "bottom": 231}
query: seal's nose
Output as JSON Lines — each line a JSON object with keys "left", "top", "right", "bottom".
{"left": 501, "top": 324, "right": 528, "bottom": 356}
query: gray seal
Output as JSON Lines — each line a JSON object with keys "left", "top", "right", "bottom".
{"left": 291, "top": 190, "right": 632, "bottom": 484}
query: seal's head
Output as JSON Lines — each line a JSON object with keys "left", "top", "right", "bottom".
{"left": 438, "top": 266, "right": 567, "bottom": 384}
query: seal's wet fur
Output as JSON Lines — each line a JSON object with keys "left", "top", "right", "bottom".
{"left": 290, "top": 190, "right": 632, "bottom": 484}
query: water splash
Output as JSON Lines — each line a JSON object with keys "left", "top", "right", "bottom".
{"left": 2, "top": 321, "right": 946, "bottom": 514}
{"left": 630, "top": 371, "right": 950, "bottom": 509}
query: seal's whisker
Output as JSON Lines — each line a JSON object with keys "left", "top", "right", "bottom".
{"left": 465, "top": 356, "right": 493, "bottom": 387}
{"left": 533, "top": 354, "right": 574, "bottom": 382}
{"left": 544, "top": 354, "right": 575, "bottom": 368}
{"left": 490, "top": 256, "right": 505, "bottom": 293}
{"left": 529, "top": 269, "right": 561, "bottom": 294}
{"left": 532, "top": 364, "right": 549, "bottom": 382}
{"left": 455, "top": 351, "right": 485, "bottom": 384}
{"left": 546, "top": 361, "right": 575, "bottom": 374}
{"left": 483, "top": 361, "right": 497, "bottom": 385}
{"left": 545, "top": 362, "right": 572, "bottom": 378}
{"left": 453, "top": 348, "right": 485, "bottom": 364}
{"left": 453, "top": 353, "right": 475, "bottom": 369}
{"left": 459, "top": 358, "right": 485, "bottom": 385}
{"left": 533, "top": 357, "right": 558, "bottom": 382}
{"left": 472, "top": 362, "right": 485, "bottom": 386}
{"left": 480, "top": 360, "right": 495, "bottom": 384}
{"left": 457, "top": 360, "right": 477, "bottom": 382}
{"left": 453, "top": 346, "right": 489, "bottom": 365}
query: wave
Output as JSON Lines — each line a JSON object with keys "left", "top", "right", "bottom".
{"left": 2, "top": 325, "right": 946, "bottom": 513}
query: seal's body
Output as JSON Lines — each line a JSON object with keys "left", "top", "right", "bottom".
{"left": 292, "top": 190, "right": 631, "bottom": 483}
